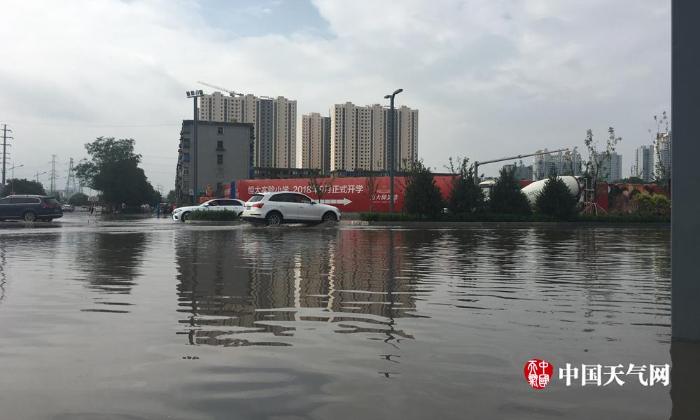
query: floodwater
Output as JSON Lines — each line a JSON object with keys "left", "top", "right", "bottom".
{"left": 0, "top": 213, "right": 674, "bottom": 419}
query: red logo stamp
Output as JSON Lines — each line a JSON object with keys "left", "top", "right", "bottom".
{"left": 524, "top": 359, "right": 554, "bottom": 389}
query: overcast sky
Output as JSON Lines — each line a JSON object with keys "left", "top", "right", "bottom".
{"left": 0, "top": 0, "right": 670, "bottom": 192}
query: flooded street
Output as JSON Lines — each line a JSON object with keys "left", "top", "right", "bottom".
{"left": 0, "top": 214, "right": 671, "bottom": 419}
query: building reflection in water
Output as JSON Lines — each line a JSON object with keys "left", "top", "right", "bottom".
{"left": 72, "top": 232, "right": 149, "bottom": 312}
{"left": 175, "top": 228, "right": 418, "bottom": 348}
{"left": 0, "top": 241, "right": 7, "bottom": 304}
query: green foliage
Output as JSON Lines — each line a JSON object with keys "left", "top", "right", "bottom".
{"left": 489, "top": 167, "right": 531, "bottom": 214}
{"left": 188, "top": 210, "right": 239, "bottom": 221}
{"left": 446, "top": 157, "right": 485, "bottom": 214}
{"left": 1, "top": 178, "right": 46, "bottom": 197}
{"left": 166, "top": 190, "right": 176, "bottom": 203}
{"left": 535, "top": 176, "right": 578, "bottom": 219}
{"left": 75, "top": 137, "right": 159, "bottom": 209}
{"left": 68, "top": 192, "right": 89, "bottom": 206}
{"left": 403, "top": 160, "right": 445, "bottom": 218}
{"left": 634, "top": 193, "right": 670, "bottom": 217}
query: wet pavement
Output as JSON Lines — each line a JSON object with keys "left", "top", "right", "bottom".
{"left": 0, "top": 213, "right": 673, "bottom": 419}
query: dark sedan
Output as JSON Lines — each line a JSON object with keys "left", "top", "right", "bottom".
{"left": 0, "top": 195, "right": 63, "bottom": 222}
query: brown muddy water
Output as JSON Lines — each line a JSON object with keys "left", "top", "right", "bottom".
{"left": 0, "top": 213, "right": 672, "bottom": 419}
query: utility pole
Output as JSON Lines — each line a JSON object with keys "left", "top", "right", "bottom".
{"left": 2, "top": 124, "right": 13, "bottom": 186}
{"left": 384, "top": 89, "right": 403, "bottom": 212}
{"left": 35, "top": 171, "right": 48, "bottom": 183}
{"left": 65, "top": 157, "right": 76, "bottom": 196}
{"left": 49, "top": 154, "right": 57, "bottom": 196}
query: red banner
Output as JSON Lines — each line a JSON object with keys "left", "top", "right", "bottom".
{"left": 236, "top": 175, "right": 456, "bottom": 213}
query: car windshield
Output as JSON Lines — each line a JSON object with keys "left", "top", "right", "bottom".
{"left": 248, "top": 195, "right": 264, "bottom": 202}
{"left": 45, "top": 198, "right": 60, "bottom": 206}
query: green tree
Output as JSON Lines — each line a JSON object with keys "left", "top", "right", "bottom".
{"left": 651, "top": 111, "right": 671, "bottom": 190}
{"left": 403, "top": 160, "right": 444, "bottom": 219}
{"left": 1, "top": 178, "right": 46, "bottom": 197}
{"left": 166, "top": 190, "right": 176, "bottom": 203}
{"left": 535, "top": 175, "right": 578, "bottom": 219}
{"left": 75, "top": 137, "right": 159, "bottom": 211}
{"left": 68, "top": 192, "right": 89, "bottom": 206}
{"left": 634, "top": 193, "right": 670, "bottom": 217}
{"left": 446, "top": 156, "right": 485, "bottom": 214}
{"left": 583, "top": 127, "right": 622, "bottom": 202}
{"left": 489, "top": 167, "right": 531, "bottom": 214}
{"left": 308, "top": 169, "right": 330, "bottom": 203}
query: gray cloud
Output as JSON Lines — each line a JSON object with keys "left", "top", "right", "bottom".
{"left": 0, "top": 0, "right": 670, "bottom": 189}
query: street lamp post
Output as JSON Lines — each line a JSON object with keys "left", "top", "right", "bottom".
{"left": 186, "top": 90, "right": 204, "bottom": 204}
{"left": 384, "top": 88, "right": 403, "bottom": 212}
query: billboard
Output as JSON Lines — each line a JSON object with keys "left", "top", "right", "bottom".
{"left": 236, "top": 175, "right": 457, "bottom": 213}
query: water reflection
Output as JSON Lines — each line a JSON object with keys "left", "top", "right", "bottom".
{"left": 0, "top": 241, "right": 7, "bottom": 303}
{"left": 73, "top": 232, "right": 149, "bottom": 312}
{"left": 0, "top": 222, "right": 674, "bottom": 419}
{"left": 175, "top": 228, "right": 418, "bottom": 348}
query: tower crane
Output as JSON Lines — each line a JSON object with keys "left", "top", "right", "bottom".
{"left": 196, "top": 81, "right": 244, "bottom": 97}
{"left": 474, "top": 148, "right": 570, "bottom": 183}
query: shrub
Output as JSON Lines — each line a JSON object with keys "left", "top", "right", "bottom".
{"left": 489, "top": 167, "right": 531, "bottom": 214}
{"left": 652, "top": 194, "right": 671, "bottom": 217}
{"left": 633, "top": 193, "right": 670, "bottom": 217}
{"left": 188, "top": 210, "right": 239, "bottom": 221}
{"left": 403, "top": 160, "right": 445, "bottom": 219}
{"left": 535, "top": 176, "right": 578, "bottom": 219}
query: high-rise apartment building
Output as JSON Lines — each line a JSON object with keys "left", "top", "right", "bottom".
{"left": 502, "top": 161, "right": 533, "bottom": 180}
{"left": 329, "top": 102, "right": 418, "bottom": 172}
{"left": 198, "top": 91, "right": 296, "bottom": 169}
{"left": 633, "top": 145, "right": 655, "bottom": 182}
{"left": 301, "top": 113, "right": 331, "bottom": 174}
{"left": 596, "top": 151, "right": 623, "bottom": 182}
{"left": 395, "top": 105, "right": 419, "bottom": 171}
{"left": 532, "top": 149, "right": 583, "bottom": 180}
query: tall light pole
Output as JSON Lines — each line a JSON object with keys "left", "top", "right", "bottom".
{"left": 384, "top": 88, "right": 403, "bottom": 212}
{"left": 186, "top": 90, "right": 204, "bottom": 204}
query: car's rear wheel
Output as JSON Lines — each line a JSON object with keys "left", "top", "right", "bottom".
{"left": 266, "top": 211, "right": 283, "bottom": 226}
{"left": 23, "top": 211, "right": 37, "bottom": 222}
{"left": 322, "top": 212, "right": 338, "bottom": 222}
{"left": 180, "top": 212, "right": 190, "bottom": 222}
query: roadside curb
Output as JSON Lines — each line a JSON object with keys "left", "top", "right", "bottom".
{"left": 184, "top": 220, "right": 241, "bottom": 225}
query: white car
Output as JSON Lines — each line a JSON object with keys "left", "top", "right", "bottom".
{"left": 172, "top": 198, "right": 245, "bottom": 222}
{"left": 241, "top": 192, "right": 340, "bottom": 226}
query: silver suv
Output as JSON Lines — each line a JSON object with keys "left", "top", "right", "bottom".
{"left": 241, "top": 192, "right": 340, "bottom": 226}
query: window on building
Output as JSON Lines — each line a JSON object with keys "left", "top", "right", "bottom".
{"left": 217, "top": 154, "right": 223, "bottom": 165}
{"left": 217, "top": 140, "right": 224, "bottom": 150}
{"left": 217, "top": 127, "right": 224, "bottom": 135}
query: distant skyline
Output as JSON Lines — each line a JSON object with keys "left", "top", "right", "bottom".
{"left": 0, "top": 0, "right": 670, "bottom": 191}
